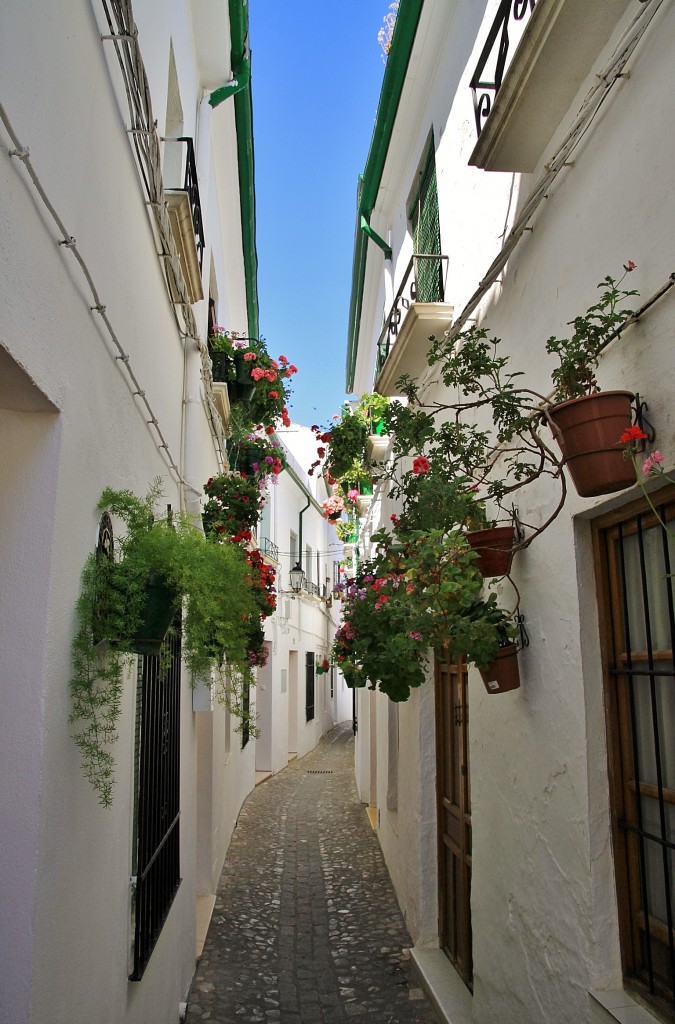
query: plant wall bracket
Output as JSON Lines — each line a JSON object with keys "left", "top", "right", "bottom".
{"left": 510, "top": 505, "right": 526, "bottom": 543}
{"left": 514, "top": 612, "right": 529, "bottom": 651}
{"left": 632, "top": 393, "right": 655, "bottom": 453}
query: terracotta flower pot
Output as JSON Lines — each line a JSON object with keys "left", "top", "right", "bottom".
{"left": 548, "top": 390, "right": 636, "bottom": 497}
{"left": 479, "top": 644, "right": 520, "bottom": 694}
{"left": 466, "top": 526, "right": 515, "bottom": 577}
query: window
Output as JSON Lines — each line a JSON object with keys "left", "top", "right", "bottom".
{"left": 305, "top": 653, "right": 315, "bottom": 722}
{"left": 407, "top": 143, "right": 443, "bottom": 303}
{"left": 305, "top": 544, "right": 313, "bottom": 584}
{"left": 290, "top": 530, "right": 298, "bottom": 571}
{"left": 129, "top": 621, "right": 182, "bottom": 980}
{"left": 595, "top": 491, "right": 675, "bottom": 1017}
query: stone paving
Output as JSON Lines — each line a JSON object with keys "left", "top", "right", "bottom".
{"left": 185, "top": 722, "right": 440, "bottom": 1024}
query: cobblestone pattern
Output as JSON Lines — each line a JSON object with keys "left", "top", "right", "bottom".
{"left": 185, "top": 723, "right": 440, "bottom": 1024}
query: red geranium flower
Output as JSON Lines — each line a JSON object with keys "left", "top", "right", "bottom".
{"left": 620, "top": 425, "right": 648, "bottom": 444}
{"left": 412, "top": 456, "right": 431, "bottom": 475}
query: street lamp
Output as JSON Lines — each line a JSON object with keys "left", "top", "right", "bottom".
{"left": 289, "top": 562, "right": 306, "bottom": 594}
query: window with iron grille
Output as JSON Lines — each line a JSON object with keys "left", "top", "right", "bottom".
{"left": 305, "top": 652, "right": 315, "bottom": 722}
{"left": 408, "top": 141, "right": 443, "bottom": 303}
{"left": 241, "top": 680, "right": 251, "bottom": 748}
{"left": 595, "top": 491, "right": 675, "bottom": 1018}
{"left": 129, "top": 620, "right": 182, "bottom": 981}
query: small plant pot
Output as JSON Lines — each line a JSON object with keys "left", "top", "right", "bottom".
{"left": 119, "top": 576, "right": 179, "bottom": 656}
{"left": 229, "top": 380, "right": 255, "bottom": 403}
{"left": 548, "top": 390, "right": 636, "bottom": 497}
{"left": 327, "top": 511, "right": 342, "bottom": 522}
{"left": 466, "top": 526, "right": 515, "bottom": 577}
{"left": 210, "top": 352, "right": 232, "bottom": 383}
{"left": 479, "top": 644, "right": 520, "bottom": 694}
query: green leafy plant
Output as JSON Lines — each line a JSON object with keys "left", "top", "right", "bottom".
{"left": 209, "top": 327, "right": 297, "bottom": 430}
{"left": 70, "top": 482, "right": 259, "bottom": 807}
{"left": 546, "top": 263, "right": 638, "bottom": 402}
{"left": 333, "top": 525, "right": 516, "bottom": 702}
{"left": 202, "top": 472, "right": 266, "bottom": 537}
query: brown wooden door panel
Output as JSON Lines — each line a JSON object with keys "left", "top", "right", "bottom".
{"left": 436, "top": 653, "right": 472, "bottom": 987}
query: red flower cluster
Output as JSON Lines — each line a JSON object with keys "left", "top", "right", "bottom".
{"left": 245, "top": 548, "right": 277, "bottom": 616}
{"left": 412, "top": 455, "right": 431, "bottom": 475}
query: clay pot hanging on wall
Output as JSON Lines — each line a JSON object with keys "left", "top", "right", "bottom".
{"left": 466, "top": 525, "right": 515, "bottom": 577}
{"left": 548, "top": 390, "right": 636, "bottom": 498}
{"left": 479, "top": 644, "right": 521, "bottom": 694}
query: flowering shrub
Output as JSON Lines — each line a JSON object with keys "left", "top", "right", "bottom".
{"left": 321, "top": 493, "right": 346, "bottom": 520}
{"left": 334, "top": 522, "right": 515, "bottom": 702}
{"left": 209, "top": 327, "right": 296, "bottom": 430}
{"left": 228, "top": 433, "right": 286, "bottom": 480}
{"left": 203, "top": 472, "right": 265, "bottom": 537}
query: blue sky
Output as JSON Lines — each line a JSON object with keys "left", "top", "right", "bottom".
{"left": 249, "top": 1, "right": 389, "bottom": 427}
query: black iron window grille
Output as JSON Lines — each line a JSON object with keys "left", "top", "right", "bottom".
{"left": 599, "top": 495, "right": 675, "bottom": 1015}
{"left": 376, "top": 254, "right": 449, "bottom": 378}
{"left": 241, "top": 681, "right": 251, "bottom": 748}
{"left": 166, "top": 136, "right": 205, "bottom": 272}
{"left": 260, "top": 536, "right": 279, "bottom": 561}
{"left": 129, "top": 619, "right": 182, "bottom": 981}
{"left": 305, "top": 652, "right": 315, "bottom": 722}
{"left": 469, "top": 0, "right": 536, "bottom": 139}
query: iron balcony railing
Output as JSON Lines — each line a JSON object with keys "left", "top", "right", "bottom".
{"left": 470, "top": 0, "right": 536, "bottom": 138}
{"left": 165, "top": 136, "right": 205, "bottom": 272}
{"left": 303, "top": 580, "right": 321, "bottom": 598}
{"left": 376, "top": 253, "right": 449, "bottom": 379}
{"left": 260, "top": 536, "right": 279, "bottom": 561}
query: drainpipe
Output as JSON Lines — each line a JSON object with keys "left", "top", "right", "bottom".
{"left": 297, "top": 496, "right": 311, "bottom": 566}
{"left": 208, "top": 53, "right": 250, "bottom": 107}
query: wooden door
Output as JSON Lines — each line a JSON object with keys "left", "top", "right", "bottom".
{"left": 436, "top": 652, "right": 473, "bottom": 987}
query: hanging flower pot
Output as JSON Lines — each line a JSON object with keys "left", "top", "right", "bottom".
{"left": 328, "top": 511, "right": 342, "bottom": 522}
{"left": 548, "top": 390, "right": 636, "bottom": 497}
{"left": 479, "top": 644, "right": 520, "bottom": 694}
{"left": 113, "top": 574, "right": 179, "bottom": 656}
{"left": 466, "top": 526, "right": 515, "bottom": 577}
{"left": 211, "top": 351, "right": 232, "bottom": 383}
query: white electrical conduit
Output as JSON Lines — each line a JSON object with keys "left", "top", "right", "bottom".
{"left": 0, "top": 102, "right": 187, "bottom": 487}
{"left": 98, "top": 0, "right": 227, "bottom": 503}
{"left": 416, "top": 0, "right": 668, "bottom": 400}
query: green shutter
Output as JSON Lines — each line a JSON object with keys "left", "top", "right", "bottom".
{"left": 409, "top": 150, "right": 442, "bottom": 303}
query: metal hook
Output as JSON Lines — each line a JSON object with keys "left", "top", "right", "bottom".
{"left": 514, "top": 613, "right": 529, "bottom": 650}
{"left": 511, "top": 505, "right": 525, "bottom": 543}
{"left": 632, "top": 393, "right": 655, "bottom": 453}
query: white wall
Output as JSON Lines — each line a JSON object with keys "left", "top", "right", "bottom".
{"left": 0, "top": 1, "right": 255, "bottom": 1021}
{"left": 351, "top": 2, "right": 675, "bottom": 1021}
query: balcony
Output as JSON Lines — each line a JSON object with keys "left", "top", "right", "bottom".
{"left": 164, "top": 136, "right": 205, "bottom": 302}
{"left": 469, "top": 0, "right": 632, "bottom": 172}
{"left": 260, "top": 536, "right": 279, "bottom": 563}
{"left": 375, "top": 255, "right": 453, "bottom": 397}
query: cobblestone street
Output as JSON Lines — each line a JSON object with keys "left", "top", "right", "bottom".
{"left": 185, "top": 723, "right": 440, "bottom": 1024}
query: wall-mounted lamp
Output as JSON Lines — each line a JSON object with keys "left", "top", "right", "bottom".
{"left": 289, "top": 562, "right": 306, "bottom": 594}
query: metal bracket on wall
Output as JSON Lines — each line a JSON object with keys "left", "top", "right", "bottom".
{"left": 515, "top": 613, "right": 529, "bottom": 651}
{"left": 632, "top": 393, "right": 656, "bottom": 454}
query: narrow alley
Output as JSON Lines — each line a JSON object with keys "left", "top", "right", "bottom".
{"left": 184, "top": 724, "right": 441, "bottom": 1024}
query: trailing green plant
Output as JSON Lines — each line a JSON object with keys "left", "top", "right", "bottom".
{"left": 70, "top": 482, "right": 260, "bottom": 807}
{"left": 546, "top": 263, "right": 638, "bottom": 402}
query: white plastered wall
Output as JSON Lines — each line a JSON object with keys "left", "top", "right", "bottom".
{"left": 351, "top": 1, "right": 675, "bottom": 1021}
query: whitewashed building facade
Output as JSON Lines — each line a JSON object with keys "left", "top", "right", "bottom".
{"left": 0, "top": 1, "right": 265, "bottom": 1022}
{"left": 256, "top": 425, "right": 352, "bottom": 778}
{"left": 347, "top": 2, "right": 675, "bottom": 1023}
